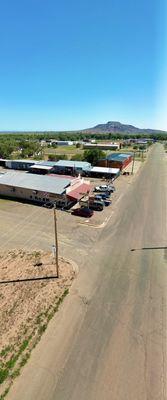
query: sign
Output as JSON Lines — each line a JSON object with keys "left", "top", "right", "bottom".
{"left": 52, "top": 245, "right": 56, "bottom": 257}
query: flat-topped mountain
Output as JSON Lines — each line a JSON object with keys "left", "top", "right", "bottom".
{"left": 83, "top": 121, "right": 166, "bottom": 135}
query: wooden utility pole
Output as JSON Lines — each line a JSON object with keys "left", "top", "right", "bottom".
{"left": 53, "top": 203, "right": 59, "bottom": 278}
{"left": 87, "top": 190, "right": 90, "bottom": 208}
{"left": 131, "top": 152, "right": 136, "bottom": 175}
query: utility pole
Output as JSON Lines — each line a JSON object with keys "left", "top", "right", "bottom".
{"left": 53, "top": 203, "right": 59, "bottom": 278}
{"left": 131, "top": 152, "right": 136, "bottom": 175}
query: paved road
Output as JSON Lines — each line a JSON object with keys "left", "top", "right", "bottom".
{"left": 8, "top": 144, "right": 167, "bottom": 400}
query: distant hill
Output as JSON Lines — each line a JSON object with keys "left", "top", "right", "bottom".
{"left": 83, "top": 121, "right": 167, "bottom": 135}
{"left": 0, "top": 121, "right": 166, "bottom": 136}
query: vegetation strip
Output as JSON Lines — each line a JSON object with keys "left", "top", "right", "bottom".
{"left": 0, "top": 288, "right": 69, "bottom": 398}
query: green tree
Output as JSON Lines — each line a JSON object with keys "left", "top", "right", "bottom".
{"left": 83, "top": 149, "right": 106, "bottom": 165}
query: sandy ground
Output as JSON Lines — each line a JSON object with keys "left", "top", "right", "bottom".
{"left": 0, "top": 250, "right": 75, "bottom": 397}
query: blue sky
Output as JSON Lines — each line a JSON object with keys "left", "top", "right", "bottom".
{"left": 0, "top": 0, "right": 166, "bottom": 131}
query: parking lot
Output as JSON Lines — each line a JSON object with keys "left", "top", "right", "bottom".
{"left": 0, "top": 160, "right": 142, "bottom": 264}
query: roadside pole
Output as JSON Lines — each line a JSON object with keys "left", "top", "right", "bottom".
{"left": 53, "top": 203, "right": 59, "bottom": 278}
{"left": 131, "top": 152, "right": 136, "bottom": 175}
{"left": 87, "top": 190, "right": 90, "bottom": 208}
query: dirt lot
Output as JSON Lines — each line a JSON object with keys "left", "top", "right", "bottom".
{"left": 0, "top": 250, "right": 75, "bottom": 397}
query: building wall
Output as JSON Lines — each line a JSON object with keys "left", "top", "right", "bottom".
{"left": 98, "top": 155, "right": 132, "bottom": 170}
{"left": 5, "top": 160, "right": 35, "bottom": 170}
{"left": 54, "top": 165, "right": 85, "bottom": 176}
{"left": 0, "top": 184, "right": 64, "bottom": 205}
{"left": 98, "top": 159, "right": 108, "bottom": 167}
{"left": 83, "top": 144, "right": 119, "bottom": 150}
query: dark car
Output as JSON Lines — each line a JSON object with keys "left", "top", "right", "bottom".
{"left": 92, "top": 198, "right": 111, "bottom": 208}
{"left": 104, "top": 200, "right": 111, "bottom": 206}
{"left": 94, "top": 195, "right": 105, "bottom": 202}
{"left": 89, "top": 201, "right": 104, "bottom": 211}
{"left": 43, "top": 202, "right": 53, "bottom": 209}
{"left": 95, "top": 193, "right": 110, "bottom": 200}
{"left": 72, "top": 207, "right": 94, "bottom": 218}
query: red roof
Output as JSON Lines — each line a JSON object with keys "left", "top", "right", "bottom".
{"left": 67, "top": 183, "right": 91, "bottom": 201}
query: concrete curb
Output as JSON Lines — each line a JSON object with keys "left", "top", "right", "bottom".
{"left": 61, "top": 257, "right": 79, "bottom": 275}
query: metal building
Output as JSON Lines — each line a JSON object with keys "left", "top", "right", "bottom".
{"left": 0, "top": 171, "right": 91, "bottom": 208}
{"left": 98, "top": 153, "right": 133, "bottom": 170}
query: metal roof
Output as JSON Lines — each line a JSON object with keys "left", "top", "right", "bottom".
{"left": 55, "top": 160, "right": 91, "bottom": 169}
{"left": 67, "top": 183, "right": 91, "bottom": 200}
{"left": 107, "top": 153, "right": 133, "bottom": 161}
{"left": 37, "top": 161, "right": 57, "bottom": 167}
{"left": 0, "top": 171, "right": 72, "bottom": 195}
{"left": 48, "top": 173, "right": 76, "bottom": 180}
{"left": 6, "top": 159, "right": 39, "bottom": 164}
{"left": 90, "top": 166, "right": 120, "bottom": 174}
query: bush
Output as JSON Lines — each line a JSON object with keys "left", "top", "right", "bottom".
{"left": 48, "top": 154, "right": 57, "bottom": 161}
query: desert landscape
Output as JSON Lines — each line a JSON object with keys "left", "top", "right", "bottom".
{"left": 0, "top": 250, "right": 75, "bottom": 398}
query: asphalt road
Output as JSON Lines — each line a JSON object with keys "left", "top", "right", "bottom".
{"left": 8, "top": 143, "right": 167, "bottom": 400}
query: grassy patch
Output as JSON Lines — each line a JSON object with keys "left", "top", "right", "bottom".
{"left": 0, "top": 368, "right": 9, "bottom": 384}
{"left": 19, "top": 352, "right": 30, "bottom": 368}
{"left": 0, "top": 387, "right": 10, "bottom": 400}
{"left": 0, "top": 287, "right": 70, "bottom": 397}
{"left": 0, "top": 346, "right": 12, "bottom": 358}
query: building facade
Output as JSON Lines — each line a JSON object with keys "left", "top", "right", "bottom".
{"left": 98, "top": 153, "right": 133, "bottom": 170}
{"left": 0, "top": 171, "right": 91, "bottom": 208}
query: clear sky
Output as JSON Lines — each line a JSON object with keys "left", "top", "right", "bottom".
{"left": 0, "top": 0, "right": 166, "bottom": 131}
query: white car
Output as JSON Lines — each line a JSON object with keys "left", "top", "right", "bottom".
{"left": 94, "top": 185, "right": 115, "bottom": 193}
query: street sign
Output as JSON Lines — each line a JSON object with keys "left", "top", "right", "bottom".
{"left": 52, "top": 245, "right": 56, "bottom": 257}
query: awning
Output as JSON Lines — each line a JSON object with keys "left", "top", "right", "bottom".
{"left": 30, "top": 165, "right": 53, "bottom": 171}
{"left": 90, "top": 166, "right": 120, "bottom": 174}
{"left": 67, "top": 183, "right": 91, "bottom": 201}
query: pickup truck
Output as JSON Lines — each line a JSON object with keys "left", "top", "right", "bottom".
{"left": 94, "top": 185, "right": 115, "bottom": 193}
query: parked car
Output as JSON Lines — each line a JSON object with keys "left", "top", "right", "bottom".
{"left": 95, "top": 193, "right": 110, "bottom": 200}
{"left": 107, "top": 185, "right": 115, "bottom": 192}
{"left": 89, "top": 201, "right": 104, "bottom": 211}
{"left": 94, "top": 195, "right": 105, "bottom": 202}
{"left": 72, "top": 207, "right": 94, "bottom": 218}
{"left": 94, "top": 185, "right": 115, "bottom": 193}
{"left": 94, "top": 196, "right": 111, "bottom": 207}
{"left": 43, "top": 202, "right": 53, "bottom": 209}
{"left": 104, "top": 200, "right": 111, "bottom": 207}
